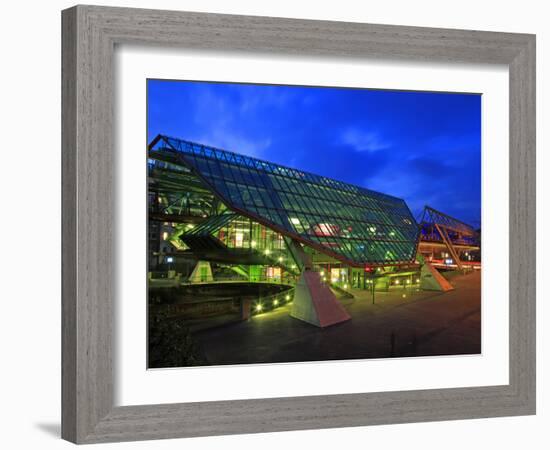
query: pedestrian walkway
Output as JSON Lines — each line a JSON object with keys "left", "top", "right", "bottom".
{"left": 193, "top": 271, "right": 481, "bottom": 366}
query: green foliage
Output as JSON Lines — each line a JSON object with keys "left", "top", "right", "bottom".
{"left": 148, "top": 311, "right": 207, "bottom": 368}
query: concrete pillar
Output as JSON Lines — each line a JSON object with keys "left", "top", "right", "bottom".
{"left": 240, "top": 299, "right": 251, "bottom": 321}
{"left": 420, "top": 262, "right": 454, "bottom": 291}
{"left": 291, "top": 270, "right": 351, "bottom": 328}
{"left": 188, "top": 260, "right": 214, "bottom": 283}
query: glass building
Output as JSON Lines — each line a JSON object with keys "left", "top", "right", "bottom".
{"left": 149, "top": 134, "right": 420, "bottom": 270}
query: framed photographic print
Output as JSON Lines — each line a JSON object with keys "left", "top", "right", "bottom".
{"left": 62, "top": 5, "right": 536, "bottom": 444}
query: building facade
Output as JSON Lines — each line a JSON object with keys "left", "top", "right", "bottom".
{"left": 147, "top": 134, "right": 480, "bottom": 327}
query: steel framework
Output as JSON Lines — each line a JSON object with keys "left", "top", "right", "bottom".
{"left": 419, "top": 206, "right": 480, "bottom": 270}
{"left": 148, "top": 134, "right": 420, "bottom": 267}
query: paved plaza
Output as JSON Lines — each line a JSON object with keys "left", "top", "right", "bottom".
{"left": 193, "top": 270, "right": 481, "bottom": 365}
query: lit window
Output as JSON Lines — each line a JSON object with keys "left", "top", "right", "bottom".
{"left": 313, "top": 223, "right": 339, "bottom": 237}
{"left": 235, "top": 231, "right": 243, "bottom": 248}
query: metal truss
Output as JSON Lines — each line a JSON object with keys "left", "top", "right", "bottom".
{"left": 148, "top": 134, "right": 420, "bottom": 267}
{"left": 419, "top": 206, "right": 480, "bottom": 270}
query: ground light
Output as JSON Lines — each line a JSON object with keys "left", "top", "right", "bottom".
{"left": 255, "top": 303, "right": 263, "bottom": 312}
{"left": 273, "top": 299, "right": 279, "bottom": 306}
{"left": 285, "top": 294, "right": 291, "bottom": 301}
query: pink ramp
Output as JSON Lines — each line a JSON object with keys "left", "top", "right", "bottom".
{"left": 291, "top": 271, "right": 351, "bottom": 327}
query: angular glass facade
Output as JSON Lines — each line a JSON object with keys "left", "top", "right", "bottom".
{"left": 149, "top": 134, "right": 420, "bottom": 266}
{"left": 178, "top": 212, "right": 302, "bottom": 273}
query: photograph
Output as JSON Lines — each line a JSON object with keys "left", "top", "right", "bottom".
{"left": 146, "top": 80, "right": 482, "bottom": 368}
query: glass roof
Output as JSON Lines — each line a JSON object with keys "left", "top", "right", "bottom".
{"left": 420, "top": 206, "right": 478, "bottom": 236}
{"left": 419, "top": 206, "right": 479, "bottom": 247}
{"left": 149, "top": 134, "right": 420, "bottom": 266}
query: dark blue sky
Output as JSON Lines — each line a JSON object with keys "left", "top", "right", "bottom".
{"left": 148, "top": 80, "right": 481, "bottom": 226}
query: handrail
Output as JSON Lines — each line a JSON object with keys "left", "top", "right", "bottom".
{"left": 182, "top": 277, "right": 295, "bottom": 286}
{"left": 250, "top": 286, "right": 295, "bottom": 316}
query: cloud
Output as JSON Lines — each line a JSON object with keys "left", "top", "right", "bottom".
{"left": 364, "top": 162, "right": 480, "bottom": 225}
{"left": 178, "top": 85, "right": 273, "bottom": 158}
{"left": 238, "top": 86, "right": 295, "bottom": 113}
{"left": 340, "top": 128, "right": 391, "bottom": 152}
{"left": 407, "top": 157, "right": 451, "bottom": 178}
{"left": 196, "top": 130, "right": 272, "bottom": 159}
{"left": 427, "top": 133, "right": 480, "bottom": 153}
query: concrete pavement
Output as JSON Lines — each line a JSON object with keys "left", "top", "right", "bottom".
{"left": 193, "top": 270, "right": 481, "bottom": 365}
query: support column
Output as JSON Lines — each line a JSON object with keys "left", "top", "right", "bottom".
{"left": 435, "top": 224, "right": 463, "bottom": 270}
{"left": 291, "top": 270, "right": 351, "bottom": 327}
{"left": 188, "top": 260, "right": 214, "bottom": 283}
{"left": 288, "top": 239, "right": 350, "bottom": 328}
{"left": 419, "top": 260, "right": 454, "bottom": 291}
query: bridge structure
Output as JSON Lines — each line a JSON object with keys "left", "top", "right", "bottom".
{"left": 418, "top": 206, "right": 480, "bottom": 271}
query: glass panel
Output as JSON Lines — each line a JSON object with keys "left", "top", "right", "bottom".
{"left": 155, "top": 135, "right": 419, "bottom": 265}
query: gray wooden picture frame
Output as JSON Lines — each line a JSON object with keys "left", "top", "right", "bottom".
{"left": 61, "top": 4, "right": 536, "bottom": 444}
